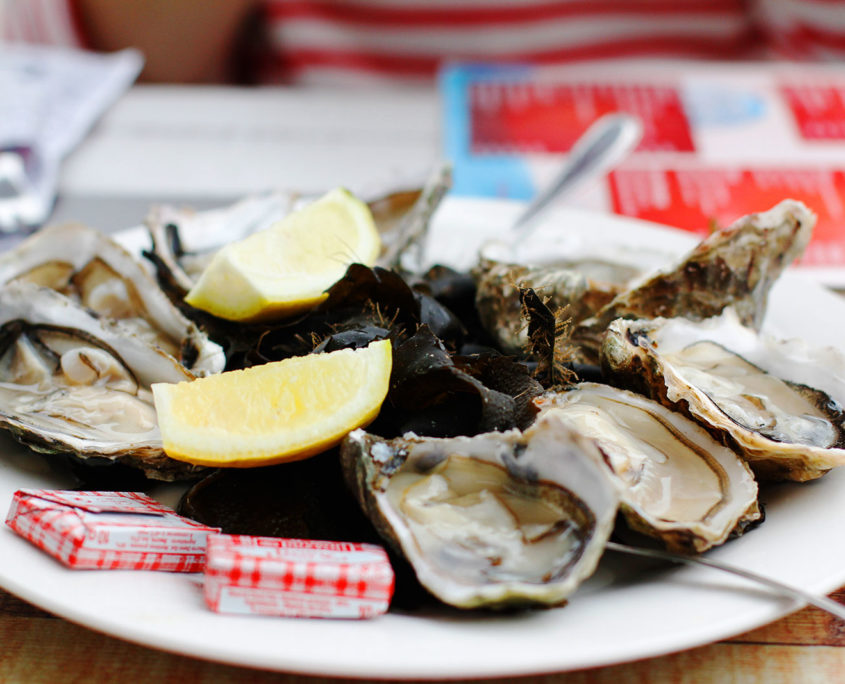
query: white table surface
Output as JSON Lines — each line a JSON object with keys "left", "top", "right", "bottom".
{"left": 55, "top": 84, "right": 441, "bottom": 225}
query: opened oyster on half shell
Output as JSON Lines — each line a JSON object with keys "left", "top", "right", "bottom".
{"left": 602, "top": 309, "right": 845, "bottom": 482}
{"left": 536, "top": 383, "right": 761, "bottom": 553}
{"left": 0, "top": 223, "right": 225, "bottom": 376}
{"left": 0, "top": 282, "right": 205, "bottom": 480}
{"left": 341, "top": 414, "right": 619, "bottom": 609}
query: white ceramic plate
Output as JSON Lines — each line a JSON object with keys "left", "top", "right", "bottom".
{"left": 2, "top": 198, "right": 845, "bottom": 680}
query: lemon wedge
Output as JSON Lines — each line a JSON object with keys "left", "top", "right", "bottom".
{"left": 184, "top": 188, "right": 381, "bottom": 322}
{"left": 152, "top": 340, "right": 392, "bottom": 467}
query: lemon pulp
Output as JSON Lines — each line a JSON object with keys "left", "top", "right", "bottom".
{"left": 184, "top": 187, "right": 381, "bottom": 322}
{"left": 152, "top": 340, "right": 392, "bottom": 467}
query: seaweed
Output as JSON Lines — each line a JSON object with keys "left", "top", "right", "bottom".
{"left": 370, "top": 326, "right": 543, "bottom": 438}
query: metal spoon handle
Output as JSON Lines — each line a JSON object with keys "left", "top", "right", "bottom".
{"left": 605, "top": 541, "right": 845, "bottom": 622}
{"left": 510, "top": 113, "right": 643, "bottom": 240}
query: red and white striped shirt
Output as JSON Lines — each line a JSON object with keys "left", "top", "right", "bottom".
{"left": 3, "top": 0, "right": 845, "bottom": 85}
{"left": 0, "top": 0, "right": 85, "bottom": 48}
{"left": 256, "top": 0, "right": 757, "bottom": 85}
{"left": 754, "top": 0, "right": 845, "bottom": 61}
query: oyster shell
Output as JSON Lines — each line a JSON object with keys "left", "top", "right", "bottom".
{"left": 473, "top": 242, "right": 648, "bottom": 355}
{"left": 0, "top": 223, "right": 225, "bottom": 376}
{"left": 602, "top": 309, "right": 845, "bottom": 482}
{"left": 536, "top": 382, "right": 761, "bottom": 553}
{"left": 573, "top": 200, "right": 816, "bottom": 362}
{"left": 145, "top": 192, "right": 299, "bottom": 297}
{"left": 474, "top": 260, "right": 592, "bottom": 354}
{"left": 0, "top": 281, "right": 204, "bottom": 480}
{"left": 377, "top": 164, "right": 450, "bottom": 275}
{"left": 341, "top": 415, "right": 619, "bottom": 609}
{"left": 145, "top": 185, "right": 424, "bottom": 299}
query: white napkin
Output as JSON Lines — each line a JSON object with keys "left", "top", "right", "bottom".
{"left": 0, "top": 45, "right": 143, "bottom": 230}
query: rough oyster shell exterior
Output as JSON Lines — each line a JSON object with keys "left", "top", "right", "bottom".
{"left": 574, "top": 200, "right": 816, "bottom": 362}
{"left": 474, "top": 259, "right": 599, "bottom": 354}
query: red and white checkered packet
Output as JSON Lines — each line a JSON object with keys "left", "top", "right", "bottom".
{"left": 204, "top": 535, "right": 395, "bottom": 619}
{"left": 5, "top": 489, "right": 220, "bottom": 571}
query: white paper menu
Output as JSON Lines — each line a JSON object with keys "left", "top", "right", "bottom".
{"left": 0, "top": 45, "right": 142, "bottom": 229}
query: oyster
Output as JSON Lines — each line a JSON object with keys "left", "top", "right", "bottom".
{"left": 473, "top": 244, "right": 649, "bottom": 355}
{"left": 0, "top": 223, "right": 225, "bottom": 376}
{"left": 474, "top": 260, "right": 592, "bottom": 355}
{"left": 341, "top": 414, "right": 618, "bottom": 609}
{"left": 377, "top": 164, "right": 450, "bottom": 275}
{"left": 146, "top": 185, "right": 424, "bottom": 299}
{"left": 573, "top": 199, "right": 816, "bottom": 362}
{"left": 602, "top": 309, "right": 845, "bottom": 482}
{"left": 0, "top": 282, "right": 204, "bottom": 480}
{"left": 536, "top": 382, "right": 761, "bottom": 553}
{"left": 145, "top": 191, "right": 299, "bottom": 296}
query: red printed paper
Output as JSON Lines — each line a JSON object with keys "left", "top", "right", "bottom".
{"left": 203, "top": 535, "right": 394, "bottom": 619}
{"left": 608, "top": 166, "right": 845, "bottom": 267}
{"left": 5, "top": 489, "right": 219, "bottom": 571}
{"left": 469, "top": 81, "right": 694, "bottom": 154}
{"left": 781, "top": 84, "right": 845, "bottom": 140}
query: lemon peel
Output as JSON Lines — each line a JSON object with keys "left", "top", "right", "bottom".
{"left": 152, "top": 340, "right": 392, "bottom": 467}
{"left": 184, "top": 188, "right": 381, "bottom": 322}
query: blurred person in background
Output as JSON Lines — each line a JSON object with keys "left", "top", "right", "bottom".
{"left": 2, "top": 0, "right": 844, "bottom": 85}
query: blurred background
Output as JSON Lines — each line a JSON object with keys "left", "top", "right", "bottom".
{"left": 5, "top": 0, "right": 845, "bottom": 268}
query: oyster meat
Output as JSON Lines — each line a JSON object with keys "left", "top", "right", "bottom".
{"left": 0, "top": 282, "right": 204, "bottom": 480}
{"left": 536, "top": 382, "right": 761, "bottom": 553}
{"left": 0, "top": 223, "right": 224, "bottom": 376}
{"left": 573, "top": 199, "right": 816, "bottom": 362}
{"left": 602, "top": 309, "right": 845, "bottom": 481}
{"left": 341, "top": 414, "right": 618, "bottom": 609}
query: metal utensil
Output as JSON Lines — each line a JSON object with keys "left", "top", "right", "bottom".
{"left": 0, "top": 145, "right": 57, "bottom": 233}
{"left": 510, "top": 113, "right": 643, "bottom": 241}
{"left": 606, "top": 541, "right": 845, "bottom": 622}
